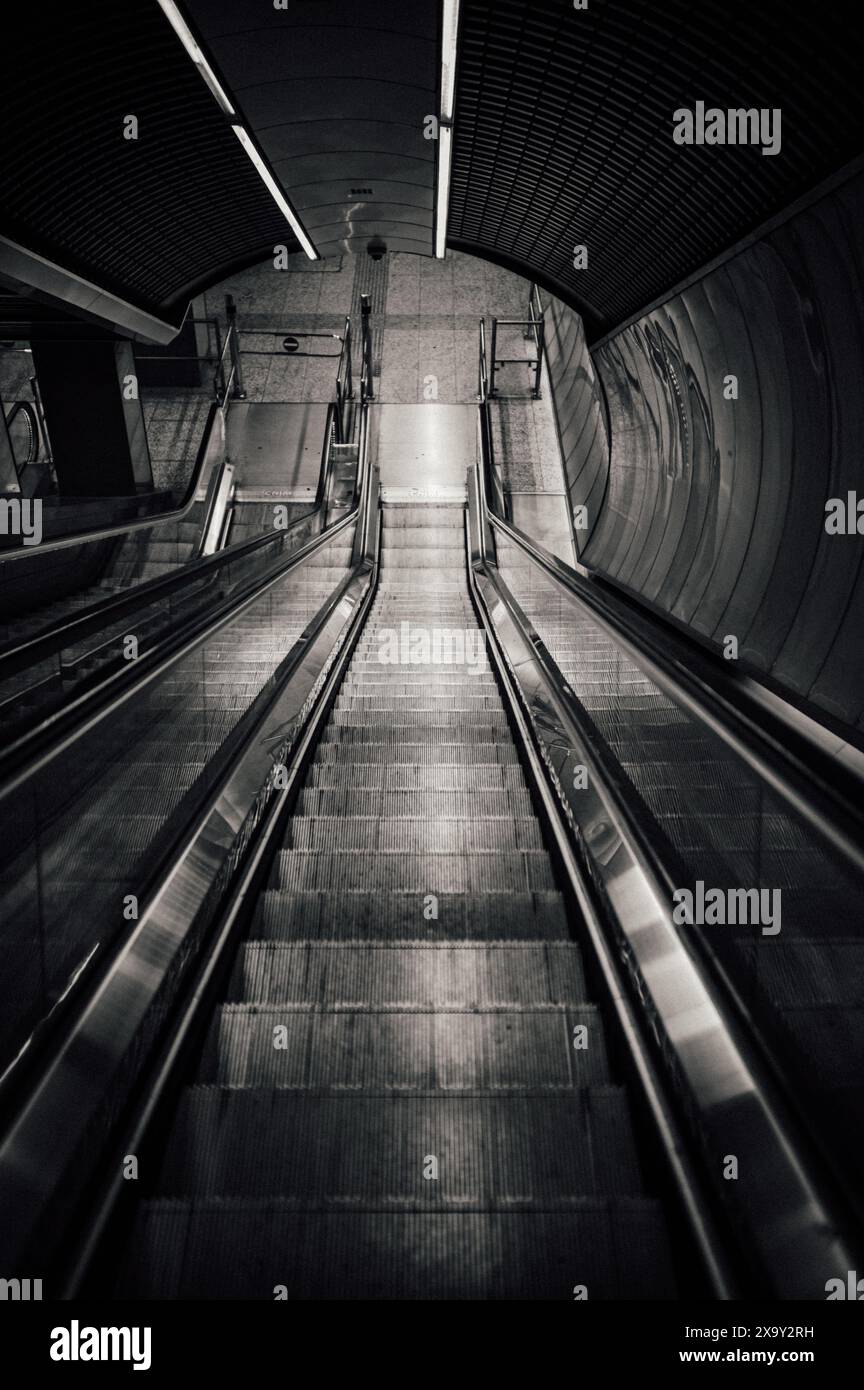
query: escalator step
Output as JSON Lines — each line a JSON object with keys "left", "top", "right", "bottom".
{"left": 340, "top": 677, "right": 499, "bottom": 692}
{"left": 383, "top": 507, "right": 465, "bottom": 525}
{"left": 118, "top": 1202, "right": 676, "bottom": 1299}
{"left": 274, "top": 850, "right": 558, "bottom": 891}
{"left": 383, "top": 529, "right": 464, "bottom": 548}
{"left": 306, "top": 761, "right": 527, "bottom": 790}
{"left": 734, "top": 938, "right": 864, "bottom": 1009}
{"left": 284, "top": 818, "right": 544, "bottom": 852}
{"left": 334, "top": 694, "right": 501, "bottom": 711}
{"left": 296, "top": 788, "right": 532, "bottom": 816}
{"left": 313, "top": 741, "right": 520, "bottom": 764}
{"left": 199, "top": 1006, "right": 606, "bottom": 1087}
{"left": 252, "top": 890, "right": 570, "bottom": 940}
{"left": 321, "top": 719, "right": 510, "bottom": 740}
{"left": 229, "top": 942, "right": 586, "bottom": 1005}
{"left": 155, "top": 1090, "right": 640, "bottom": 1198}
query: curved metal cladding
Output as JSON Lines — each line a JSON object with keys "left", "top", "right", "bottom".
{"left": 180, "top": 0, "right": 439, "bottom": 259}
{"left": 578, "top": 170, "right": 864, "bottom": 733}
{"left": 542, "top": 296, "right": 610, "bottom": 553}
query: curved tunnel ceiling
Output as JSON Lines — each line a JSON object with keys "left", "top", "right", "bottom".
{"left": 0, "top": 0, "right": 298, "bottom": 329}
{"left": 449, "top": 0, "right": 864, "bottom": 338}
{"left": 0, "top": 0, "right": 862, "bottom": 339}
{"left": 183, "top": 0, "right": 440, "bottom": 260}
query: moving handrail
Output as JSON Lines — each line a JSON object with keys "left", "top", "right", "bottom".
{"left": 0, "top": 405, "right": 381, "bottom": 1279}
{"left": 467, "top": 459, "right": 861, "bottom": 1297}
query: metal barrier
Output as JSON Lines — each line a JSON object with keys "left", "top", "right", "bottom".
{"left": 483, "top": 284, "right": 546, "bottom": 398}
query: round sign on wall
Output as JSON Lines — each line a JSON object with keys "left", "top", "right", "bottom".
{"left": 282, "top": 335, "right": 300, "bottom": 354}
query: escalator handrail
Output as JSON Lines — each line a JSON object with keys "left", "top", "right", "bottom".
{"left": 467, "top": 459, "right": 861, "bottom": 1295}
{"left": 0, "top": 396, "right": 227, "bottom": 563}
{"left": 0, "top": 402, "right": 381, "bottom": 1275}
{"left": 478, "top": 443, "right": 864, "bottom": 879}
{"left": 0, "top": 403, "right": 340, "bottom": 683}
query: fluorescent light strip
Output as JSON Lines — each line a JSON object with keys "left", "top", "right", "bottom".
{"left": 435, "top": 124, "right": 453, "bottom": 259}
{"left": 157, "top": 1, "right": 318, "bottom": 259}
{"left": 232, "top": 126, "right": 318, "bottom": 260}
{"left": 440, "top": 0, "right": 461, "bottom": 123}
{"left": 156, "top": 0, "right": 235, "bottom": 116}
{"left": 436, "top": 1, "right": 461, "bottom": 258}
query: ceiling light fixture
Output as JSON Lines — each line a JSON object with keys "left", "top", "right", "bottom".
{"left": 156, "top": 0, "right": 235, "bottom": 116}
{"left": 231, "top": 126, "right": 318, "bottom": 260}
{"left": 157, "top": 0, "right": 318, "bottom": 260}
{"left": 440, "top": 0, "right": 461, "bottom": 124}
{"left": 435, "top": 125, "right": 453, "bottom": 259}
{"left": 435, "top": 0, "right": 461, "bottom": 259}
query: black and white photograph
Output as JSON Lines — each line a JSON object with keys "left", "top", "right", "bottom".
{"left": 0, "top": 0, "right": 862, "bottom": 1361}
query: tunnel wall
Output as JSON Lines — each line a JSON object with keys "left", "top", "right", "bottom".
{"left": 543, "top": 171, "right": 864, "bottom": 734}
{"left": 542, "top": 296, "right": 610, "bottom": 550}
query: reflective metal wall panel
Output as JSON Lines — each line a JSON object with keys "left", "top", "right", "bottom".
{"left": 541, "top": 296, "right": 609, "bottom": 554}
{"left": 226, "top": 403, "right": 331, "bottom": 497}
{"left": 544, "top": 171, "right": 864, "bottom": 733}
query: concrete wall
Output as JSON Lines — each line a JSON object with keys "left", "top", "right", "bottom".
{"left": 544, "top": 171, "right": 864, "bottom": 733}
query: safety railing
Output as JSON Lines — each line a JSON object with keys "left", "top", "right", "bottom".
{"left": 477, "top": 319, "right": 508, "bottom": 523}
{"left": 481, "top": 292, "right": 545, "bottom": 400}
{"left": 527, "top": 281, "right": 544, "bottom": 356}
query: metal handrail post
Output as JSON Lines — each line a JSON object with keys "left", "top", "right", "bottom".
{"left": 344, "top": 316, "right": 354, "bottom": 401}
{"left": 225, "top": 294, "right": 247, "bottom": 400}
{"left": 533, "top": 317, "right": 545, "bottom": 399}
{"left": 360, "top": 293, "right": 373, "bottom": 402}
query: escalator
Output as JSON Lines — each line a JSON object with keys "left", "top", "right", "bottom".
{"left": 114, "top": 503, "right": 679, "bottom": 1299}
{"left": 0, "top": 405, "right": 862, "bottom": 1301}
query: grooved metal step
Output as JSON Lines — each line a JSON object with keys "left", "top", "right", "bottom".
{"left": 155, "top": 1090, "right": 640, "bottom": 1198}
{"left": 284, "top": 818, "right": 544, "bottom": 852}
{"left": 306, "top": 761, "right": 527, "bottom": 790}
{"left": 119, "top": 1201, "right": 676, "bottom": 1299}
{"left": 274, "top": 850, "right": 558, "bottom": 892}
{"left": 312, "top": 741, "right": 521, "bottom": 764}
{"left": 252, "top": 890, "right": 570, "bottom": 940}
{"left": 229, "top": 942, "right": 586, "bottom": 1006}
{"left": 296, "top": 788, "right": 533, "bottom": 817}
{"left": 199, "top": 1005, "right": 607, "bottom": 1087}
